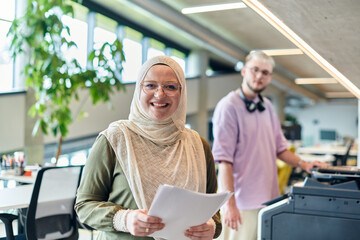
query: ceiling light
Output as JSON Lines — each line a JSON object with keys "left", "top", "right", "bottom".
{"left": 259, "top": 48, "right": 303, "bottom": 56}
{"left": 243, "top": 0, "right": 360, "bottom": 99}
{"left": 181, "top": 2, "right": 247, "bottom": 14}
{"left": 295, "top": 78, "right": 338, "bottom": 85}
{"left": 325, "top": 92, "right": 355, "bottom": 98}
{"left": 235, "top": 61, "right": 244, "bottom": 71}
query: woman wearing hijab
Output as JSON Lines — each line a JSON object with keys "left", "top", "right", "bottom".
{"left": 75, "top": 56, "right": 221, "bottom": 239}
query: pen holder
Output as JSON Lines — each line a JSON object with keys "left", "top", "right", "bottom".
{"left": 15, "top": 166, "right": 25, "bottom": 176}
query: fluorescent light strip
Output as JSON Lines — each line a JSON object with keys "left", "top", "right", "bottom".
{"left": 325, "top": 92, "right": 355, "bottom": 98}
{"left": 295, "top": 78, "right": 338, "bottom": 85}
{"left": 260, "top": 48, "right": 303, "bottom": 56}
{"left": 243, "top": 0, "right": 360, "bottom": 99}
{"left": 181, "top": 2, "right": 247, "bottom": 14}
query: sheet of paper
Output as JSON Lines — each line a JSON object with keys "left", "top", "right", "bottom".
{"left": 148, "top": 184, "right": 232, "bottom": 240}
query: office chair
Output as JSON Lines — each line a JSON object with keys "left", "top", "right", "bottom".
{"left": 341, "top": 139, "right": 354, "bottom": 165}
{"left": 0, "top": 165, "right": 83, "bottom": 240}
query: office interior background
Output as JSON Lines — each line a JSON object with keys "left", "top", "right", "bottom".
{"left": 0, "top": 0, "right": 359, "bottom": 167}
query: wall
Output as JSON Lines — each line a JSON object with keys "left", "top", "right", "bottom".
{"left": 1, "top": 75, "right": 357, "bottom": 154}
{"left": 287, "top": 101, "right": 358, "bottom": 146}
{"left": 0, "top": 93, "right": 25, "bottom": 152}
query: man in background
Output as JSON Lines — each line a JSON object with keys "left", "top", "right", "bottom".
{"left": 212, "top": 51, "right": 326, "bottom": 240}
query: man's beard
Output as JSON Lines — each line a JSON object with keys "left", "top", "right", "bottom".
{"left": 246, "top": 80, "right": 265, "bottom": 94}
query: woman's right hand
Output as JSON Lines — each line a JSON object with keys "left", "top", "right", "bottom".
{"left": 126, "top": 209, "right": 165, "bottom": 236}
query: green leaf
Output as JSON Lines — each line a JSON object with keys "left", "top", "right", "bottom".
{"left": 59, "top": 123, "right": 68, "bottom": 137}
{"left": 28, "top": 104, "right": 37, "bottom": 118}
{"left": 40, "top": 119, "right": 49, "bottom": 135}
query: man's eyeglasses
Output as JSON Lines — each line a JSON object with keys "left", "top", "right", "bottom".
{"left": 248, "top": 66, "right": 272, "bottom": 77}
{"left": 141, "top": 81, "right": 181, "bottom": 96}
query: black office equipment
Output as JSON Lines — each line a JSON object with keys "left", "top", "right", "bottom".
{"left": 258, "top": 167, "right": 360, "bottom": 240}
{"left": 0, "top": 166, "right": 83, "bottom": 240}
{"left": 282, "top": 124, "right": 301, "bottom": 141}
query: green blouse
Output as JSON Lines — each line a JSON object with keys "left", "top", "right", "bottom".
{"left": 75, "top": 135, "right": 222, "bottom": 240}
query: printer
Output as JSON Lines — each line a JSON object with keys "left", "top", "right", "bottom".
{"left": 258, "top": 166, "right": 360, "bottom": 240}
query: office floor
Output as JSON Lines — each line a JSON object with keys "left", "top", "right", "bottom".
{"left": 0, "top": 221, "right": 99, "bottom": 239}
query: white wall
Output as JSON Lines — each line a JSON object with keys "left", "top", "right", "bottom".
{"left": 0, "top": 94, "right": 25, "bottom": 152}
{"left": 207, "top": 74, "right": 241, "bottom": 109}
{"left": 287, "top": 101, "right": 358, "bottom": 146}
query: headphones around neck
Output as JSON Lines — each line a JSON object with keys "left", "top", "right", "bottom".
{"left": 238, "top": 87, "right": 266, "bottom": 113}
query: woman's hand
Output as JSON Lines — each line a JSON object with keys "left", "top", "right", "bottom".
{"left": 184, "top": 218, "right": 215, "bottom": 240}
{"left": 126, "top": 209, "right": 165, "bottom": 236}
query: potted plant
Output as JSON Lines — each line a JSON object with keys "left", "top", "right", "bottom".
{"left": 7, "top": 0, "right": 126, "bottom": 164}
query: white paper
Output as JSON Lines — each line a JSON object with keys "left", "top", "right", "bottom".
{"left": 148, "top": 184, "right": 232, "bottom": 240}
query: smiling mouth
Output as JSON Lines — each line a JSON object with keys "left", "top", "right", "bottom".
{"left": 151, "top": 102, "right": 169, "bottom": 107}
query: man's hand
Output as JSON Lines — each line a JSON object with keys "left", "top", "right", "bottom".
{"left": 223, "top": 202, "right": 242, "bottom": 231}
{"left": 301, "top": 160, "right": 329, "bottom": 173}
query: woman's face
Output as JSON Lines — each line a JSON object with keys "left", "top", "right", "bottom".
{"left": 140, "top": 65, "right": 181, "bottom": 121}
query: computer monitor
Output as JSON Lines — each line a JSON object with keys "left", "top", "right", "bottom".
{"left": 320, "top": 129, "right": 337, "bottom": 141}
{"left": 282, "top": 125, "right": 301, "bottom": 141}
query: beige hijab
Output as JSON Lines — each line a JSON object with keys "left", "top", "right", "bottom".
{"left": 101, "top": 56, "right": 206, "bottom": 210}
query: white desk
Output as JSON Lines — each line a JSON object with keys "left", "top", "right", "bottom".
{"left": 0, "top": 184, "right": 33, "bottom": 210}
{"left": 298, "top": 154, "right": 335, "bottom": 163}
{"left": 297, "top": 145, "right": 357, "bottom": 156}
{"left": 0, "top": 169, "right": 37, "bottom": 184}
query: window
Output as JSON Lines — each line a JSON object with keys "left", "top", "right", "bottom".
{"left": 94, "top": 14, "right": 117, "bottom": 58}
{"left": 122, "top": 27, "right": 143, "bottom": 83}
{"left": 0, "top": 1, "right": 15, "bottom": 92}
{"left": 61, "top": 4, "right": 88, "bottom": 69}
{"left": 170, "top": 49, "right": 186, "bottom": 74}
{"left": 147, "top": 38, "right": 165, "bottom": 60}
{"left": 93, "top": 14, "right": 117, "bottom": 78}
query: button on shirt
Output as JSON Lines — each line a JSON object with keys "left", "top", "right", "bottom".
{"left": 212, "top": 91, "right": 288, "bottom": 210}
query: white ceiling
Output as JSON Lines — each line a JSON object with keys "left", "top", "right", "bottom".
{"left": 92, "top": 0, "right": 360, "bottom": 103}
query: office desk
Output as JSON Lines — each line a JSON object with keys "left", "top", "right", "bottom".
{"left": 0, "top": 184, "right": 75, "bottom": 212}
{"left": 298, "top": 154, "right": 335, "bottom": 163}
{"left": 297, "top": 145, "right": 357, "bottom": 156}
{"left": 0, "top": 185, "right": 33, "bottom": 210}
{"left": 0, "top": 169, "right": 37, "bottom": 184}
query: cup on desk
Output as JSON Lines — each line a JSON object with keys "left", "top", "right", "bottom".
{"left": 14, "top": 166, "right": 25, "bottom": 176}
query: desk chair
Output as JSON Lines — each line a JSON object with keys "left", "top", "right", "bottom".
{"left": 341, "top": 139, "right": 354, "bottom": 166}
{"left": 0, "top": 165, "right": 83, "bottom": 240}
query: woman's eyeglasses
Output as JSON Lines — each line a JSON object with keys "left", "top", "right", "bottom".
{"left": 141, "top": 81, "right": 181, "bottom": 96}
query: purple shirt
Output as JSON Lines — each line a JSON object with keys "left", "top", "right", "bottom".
{"left": 212, "top": 91, "right": 288, "bottom": 210}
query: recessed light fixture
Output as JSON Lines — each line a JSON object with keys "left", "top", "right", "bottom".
{"left": 181, "top": 2, "right": 247, "bottom": 14}
{"left": 259, "top": 48, "right": 303, "bottom": 56}
{"left": 243, "top": 0, "right": 360, "bottom": 99}
{"left": 295, "top": 78, "right": 338, "bottom": 85}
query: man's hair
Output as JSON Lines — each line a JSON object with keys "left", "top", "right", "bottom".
{"left": 245, "top": 51, "right": 275, "bottom": 68}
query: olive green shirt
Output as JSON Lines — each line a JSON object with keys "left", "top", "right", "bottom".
{"left": 75, "top": 135, "right": 222, "bottom": 239}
